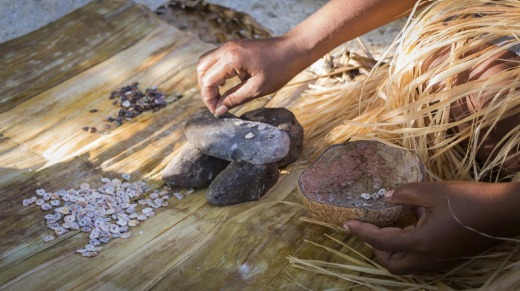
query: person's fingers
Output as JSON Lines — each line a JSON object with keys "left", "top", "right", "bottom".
{"left": 199, "top": 62, "right": 240, "bottom": 114}
{"left": 217, "top": 76, "right": 263, "bottom": 112}
{"left": 386, "top": 182, "right": 433, "bottom": 207}
{"left": 372, "top": 248, "right": 427, "bottom": 275}
{"left": 345, "top": 220, "right": 416, "bottom": 253}
{"left": 200, "top": 85, "right": 220, "bottom": 114}
{"left": 197, "top": 48, "right": 219, "bottom": 88}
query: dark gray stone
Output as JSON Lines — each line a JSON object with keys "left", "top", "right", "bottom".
{"left": 241, "top": 107, "right": 303, "bottom": 167}
{"left": 162, "top": 143, "right": 230, "bottom": 188}
{"left": 206, "top": 162, "right": 279, "bottom": 206}
{"left": 184, "top": 109, "right": 290, "bottom": 164}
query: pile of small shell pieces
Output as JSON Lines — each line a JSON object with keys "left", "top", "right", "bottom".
{"left": 22, "top": 175, "right": 193, "bottom": 257}
{"left": 360, "top": 188, "right": 387, "bottom": 201}
{"left": 105, "top": 82, "right": 182, "bottom": 127}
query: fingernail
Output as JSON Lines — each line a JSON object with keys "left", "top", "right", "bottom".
{"left": 385, "top": 189, "right": 394, "bottom": 198}
{"left": 214, "top": 105, "right": 228, "bottom": 117}
{"left": 343, "top": 223, "right": 351, "bottom": 233}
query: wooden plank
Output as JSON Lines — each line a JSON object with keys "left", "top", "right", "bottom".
{"left": 0, "top": 0, "right": 160, "bottom": 113}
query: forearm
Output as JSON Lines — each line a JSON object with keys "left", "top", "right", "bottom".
{"left": 486, "top": 182, "right": 520, "bottom": 237}
{"left": 282, "top": 0, "right": 419, "bottom": 70}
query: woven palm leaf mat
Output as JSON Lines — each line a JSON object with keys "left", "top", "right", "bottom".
{"left": 0, "top": 0, "right": 370, "bottom": 289}
{"left": 155, "top": 0, "right": 272, "bottom": 44}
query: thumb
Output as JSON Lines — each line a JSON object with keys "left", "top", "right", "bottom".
{"left": 386, "top": 182, "right": 430, "bottom": 207}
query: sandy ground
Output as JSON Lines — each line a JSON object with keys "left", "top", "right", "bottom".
{"left": 0, "top": 0, "right": 404, "bottom": 58}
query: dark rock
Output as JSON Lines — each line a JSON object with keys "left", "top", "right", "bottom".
{"left": 184, "top": 109, "right": 290, "bottom": 164}
{"left": 162, "top": 143, "right": 230, "bottom": 188}
{"left": 241, "top": 107, "right": 304, "bottom": 167}
{"left": 206, "top": 162, "right": 279, "bottom": 206}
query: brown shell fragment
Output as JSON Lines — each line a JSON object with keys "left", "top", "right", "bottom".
{"left": 298, "top": 141, "right": 425, "bottom": 227}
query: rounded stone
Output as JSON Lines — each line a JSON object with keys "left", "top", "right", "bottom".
{"left": 206, "top": 162, "right": 279, "bottom": 206}
{"left": 184, "top": 109, "right": 290, "bottom": 164}
{"left": 162, "top": 143, "right": 230, "bottom": 188}
{"left": 240, "top": 107, "right": 303, "bottom": 167}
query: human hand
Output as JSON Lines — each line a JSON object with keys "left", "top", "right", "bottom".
{"left": 345, "top": 181, "right": 520, "bottom": 274}
{"left": 197, "top": 37, "right": 305, "bottom": 116}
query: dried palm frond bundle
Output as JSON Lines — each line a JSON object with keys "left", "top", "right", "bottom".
{"left": 328, "top": 0, "right": 520, "bottom": 182}
{"left": 288, "top": 0, "right": 520, "bottom": 289}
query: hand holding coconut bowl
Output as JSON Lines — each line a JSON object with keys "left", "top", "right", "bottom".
{"left": 196, "top": 0, "right": 520, "bottom": 275}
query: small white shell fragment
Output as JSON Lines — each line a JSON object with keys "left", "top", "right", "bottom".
{"left": 35, "top": 199, "right": 45, "bottom": 206}
{"left": 44, "top": 214, "right": 55, "bottom": 220}
{"left": 35, "top": 189, "right": 46, "bottom": 196}
{"left": 99, "top": 237, "right": 110, "bottom": 244}
{"left": 246, "top": 123, "right": 256, "bottom": 128}
{"left": 136, "top": 215, "right": 147, "bottom": 221}
{"left": 370, "top": 193, "right": 380, "bottom": 200}
{"left": 244, "top": 132, "right": 255, "bottom": 139}
{"left": 377, "top": 188, "right": 387, "bottom": 197}
{"left": 111, "top": 179, "right": 122, "bottom": 187}
{"left": 161, "top": 201, "right": 169, "bottom": 207}
{"left": 81, "top": 251, "right": 98, "bottom": 257}
{"left": 41, "top": 203, "right": 52, "bottom": 211}
{"left": 43, "top": 235, "right": 55, "bottom": 242}
{"left": 120, "top": 232, "right": 132, "bottom": 239}
{"left": 234, "top": 120, "right": 245, "bottom": 126}
{"left": 42, "top": 193, "right": 51, "bottom": 201}
{"left": 128, "top": 220, "right": 139, "bottom": 227}
{"left": 360, "top": 193, "right": 371, "bottom": 200}
{"left": 121, "top": 174, "right": 131, "bottom": 181}
{"left": 257, "top": 124, "right": 267, "bottom": 131}
{"left": 100, "top": 177, "right": 111, "bottom": 183}
{"left": 55, "top": 207, "right": 70, "bottom": 214}
{"left": 173, "top": 192, "right": 184, "bottom": 200}
{"left": 150, "top": 193, "right": 159, "bottom": 199}
{"left": 122, "top": 100, "right": 131, "bottom": 108}
{"left": 55, "top": 227, "right": 67, "bottom": 236}
{"left": 116, "top": 219, "right": 127, "bottom": 227}
{"left": 142, "top": 207, "right": 153, "bottom": 214}
{"left": 22, "top": 199, "right": 33, "bottom": 207}
{"left": 80, "top": 183, "right": 90, "bottom": 190}
{"left": 85, "top": 244, "right": 96, "bottom": 251}
{"left": 76, "top": 249, "right": 87, "bottom": 253}
{"left": 185, "top": 188, "right": 195, "bottom": 195}
{"left": 139, "top": 231, "right": 144, "bottom": 235}
{"left": 50, "top": 200, "right": 60, "bottom": 206}
{"left": 64, "top": 215, "right": 76, "bottom": 223}
{"left": 154, "top": 198, "right": 163, "bottom": 206}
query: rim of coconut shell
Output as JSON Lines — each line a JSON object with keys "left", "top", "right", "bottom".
{"left": 298, "top": 140, "right": 426, "bottom": 226}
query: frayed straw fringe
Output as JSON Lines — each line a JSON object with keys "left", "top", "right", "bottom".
{"left": 280, "top": 0, "right": 520, "bottom": 289}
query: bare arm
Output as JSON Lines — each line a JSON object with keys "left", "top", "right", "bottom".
{"left": 197, "top": 0, "right": 419, "bottom": 116}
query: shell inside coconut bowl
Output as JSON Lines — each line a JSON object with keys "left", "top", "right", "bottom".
{"left": 298, "top": 140, "right": 426, "bottom": 227}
